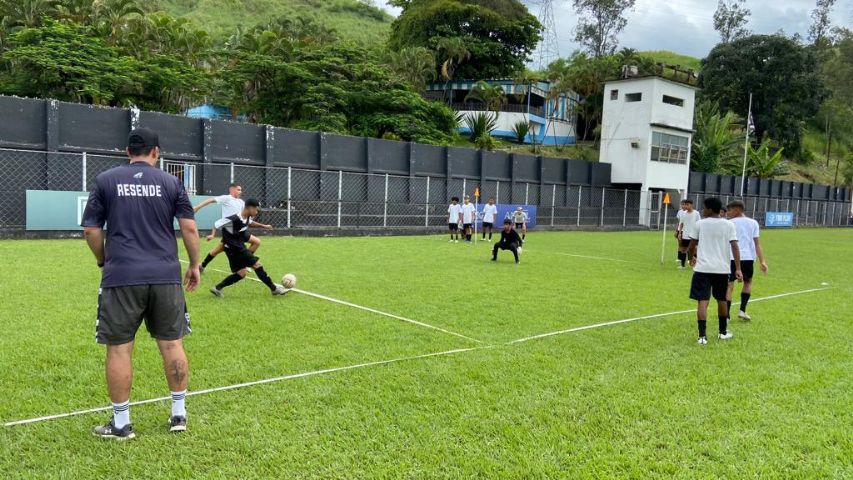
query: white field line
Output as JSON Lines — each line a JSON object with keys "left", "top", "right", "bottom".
{"left": 3, "top": 346, "right": 489, "bottom": 427}
{"left": 3, "top": 286, "right": 828, "bottom": 427}
{"left": 507, "top": 287, "right": 830, "bottom": 345}
{"left": 181, "top": 260, "right": 483, "bottom": 344}
{"left": 541, "top": 251, "right": 637, "bottom": 263}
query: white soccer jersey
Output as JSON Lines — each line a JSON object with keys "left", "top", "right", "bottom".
{"left": 680, "top": 210, "right": 701, "bottom": 239}
{"left": 447, "top": 204, "right": 462, "bottom": 223}
{"left": 215, "top": 194, "right": 244, "bottom": 218}
{"left": 512, "top": 210, "right": 527, "bottom": 224}
{"left": 482, "top": 204, "right": 497, "bottom": 223}
{"left": 692, "top": 217, "right": 738, "bottom": 274}
{"left": 730, "top": 216, "right": 760, "bottom": 261}
{"left": 461, "top": 203, "right": 476, "bottom": 223}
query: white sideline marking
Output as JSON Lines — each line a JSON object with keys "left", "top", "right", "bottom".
{"left": 3, "top": 287, "right": 828, "bottom": 427}
{"left": 508, "top": 287, "right": 830, "bottom": 345}
{"left": 4, "top": 347, "right": 488, "bottom": 427}
{"left": 182, "top": 260, "right": 482, "bottom": 344}
{"left": 544, "top": 251, "right": 637, "bottom": 263}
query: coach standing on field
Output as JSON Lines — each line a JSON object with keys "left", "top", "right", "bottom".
{"left": 82, "top": 128, "right": 201, "bottom": 440}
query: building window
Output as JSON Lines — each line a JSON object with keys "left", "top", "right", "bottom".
{"left": 610, "top": 89, "right": 619, "bottom": 100}
{"left": 650, "top": 131, "right": 689, "bottom": 165}
{"left": 662, "top": 95, "right": 684, "bottom": 107}
{"left": 625, "top": 93, "right": 642, "bottom": 102}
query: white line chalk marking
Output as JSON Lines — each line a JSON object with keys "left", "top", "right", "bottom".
{"left": 181, "top": 260, "right": 482, "bottom": 344}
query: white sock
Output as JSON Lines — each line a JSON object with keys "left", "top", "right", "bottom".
{"left": 112, "top": 401, "right": 130, "bottom": 429}
{"left": 171, "top": 390, "right": 187, "bottom": 417}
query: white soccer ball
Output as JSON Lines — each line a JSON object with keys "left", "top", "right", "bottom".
{"left": 282, "top": 273, "right": 297, "bottom": 289}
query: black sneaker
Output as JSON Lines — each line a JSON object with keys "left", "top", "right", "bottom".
{"left": 491, "top": 257, "right": 497, "bottom": 261}
{"left": 92, "top": 418, "right": 135, "bottom": 441}
{"left": 169, "top": 415, "right": 187, "bottom": 432}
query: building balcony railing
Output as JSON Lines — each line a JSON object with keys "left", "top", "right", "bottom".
{"left": 451, "top": 103, "right": 546, "bottom": 118}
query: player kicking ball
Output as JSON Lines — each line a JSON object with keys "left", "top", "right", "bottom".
{"left": 209, "top": 199, "right": 286, "bottom": 297}
{"left": 491, "top": 219, "right": 522, "bottom": 264}
{"left": 687, "top": 197, "right": 742, "bottom": 345}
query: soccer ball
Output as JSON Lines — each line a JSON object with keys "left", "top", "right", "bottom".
{"left": 282, "top": 273, "right": 297, "bottom": 289}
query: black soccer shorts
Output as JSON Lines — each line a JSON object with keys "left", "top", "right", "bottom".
{"left": 96, "top": 285, "right": 190, "bottom": 345}
{"left": 689, "top": 272, "right": 729, "bottom": 301}
{"left": 448, "top": 223, "right": 459, "bottom": 231}
{"left": 224, "top": 244, "right": 259, "bottom": 272}
{"left": 730, "top": 260, "right": 754, "bottom": 282}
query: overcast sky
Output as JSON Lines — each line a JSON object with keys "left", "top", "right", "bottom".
{"left": 377, "top": 0, "right": 853, "bottom": 59}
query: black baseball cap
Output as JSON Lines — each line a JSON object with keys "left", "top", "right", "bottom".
{"left": 503, "top": 218, "right": 512, "bottom": 225}
{"left": 127, "top": 128, "right": 160, "bottom": 149}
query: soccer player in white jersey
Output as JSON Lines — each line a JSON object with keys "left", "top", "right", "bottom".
{"left": 447, "top": 196, "right": 462, "bottom": 242}
{"left": 512, "top": 207, "right": 528, "bottom": 243}
{"left": 725, "top": 200, "right": 768, "bottom": 321}
{"left": 676, "top": 199, "right": 701, "bottom": 269}
{"left": 675, "top": 200, "right": 687, "bottom": 263}
{"left": 461, "top": 195, "right": 476, "bottom": 243}
{"left": 481, "top": 197, "right": 497, "bottom": 241}
{"left": 193, "top": 183, "right": 272, "bottom": 272}
{"left": 687, "top": 197, "right": 742, "bottom": 345}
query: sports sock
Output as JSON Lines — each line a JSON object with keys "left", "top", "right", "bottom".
{"left": 740, "top": 293, "right": 751, "bottom": 312}
{"left": 171, "top": 390, "right": 187, "bottom": 417}
{"left": 697, "top": 319, "right": 707, "bottom": 337}
{"left": 719, "top": 315, "right": 728, "bottom": 335}
{"left": 522, "top": 233, "right": 526, "bottom": 240}
{"left": 216, "top": 273, "right": 242, "bottom": 290}
{"left": 488, "top": 232, "right": 492, "bottom": 240}
{"left": 254, "top": 266, "right": 276, "bottom": 291}
{"left": 112, "top": 400, "right": 130, "bottom": 428}
{"left": 726, "top": 300, "right": 732, "bottom": 317}
{"left": 201, "top": 254, "right": 214, "bottom": 268}
{"left": 678, "top": 252, "right": 686, "bottom": 267}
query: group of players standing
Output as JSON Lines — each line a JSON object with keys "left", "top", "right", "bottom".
{"left": 446, "top": 196, "right": 528, "bottom": 264}
{"left": 675, "top": 197, "right": 769, "bottom": 345}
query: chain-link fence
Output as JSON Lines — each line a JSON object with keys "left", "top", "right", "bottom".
{"left": 1, "top": 147, "right": 850, "bottom": 232}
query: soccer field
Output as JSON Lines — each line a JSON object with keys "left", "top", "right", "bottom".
{"left": 1, "top": 229, "right": 851, "bottom": 479}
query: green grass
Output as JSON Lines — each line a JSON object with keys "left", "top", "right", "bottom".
{"left": 640, "top": 50, "right": 702, "bottom": 71}
{"left": 155, "top": 0, "right": 393, "bottom": 44}
{"left": 1, "top": 229, "right": 851, "bottom": 478}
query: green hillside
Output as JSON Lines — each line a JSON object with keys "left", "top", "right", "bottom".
{"left": 154, "top": 0, "right": 393, "bottom": 44}
{"left": 640, "top": 50, "right": 702, "bottom": 71}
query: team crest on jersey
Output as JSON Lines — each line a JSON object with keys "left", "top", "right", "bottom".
{"left": 133, "top": 172, "right": 143, "bottom": 179}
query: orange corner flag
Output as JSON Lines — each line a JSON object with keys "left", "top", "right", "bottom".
{"left": 663, "top": 192, "right": 671, "bottom": 205}
{"left": 474, "top": 186, "right": 480, "bottom": 198}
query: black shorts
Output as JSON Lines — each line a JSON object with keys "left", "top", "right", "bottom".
{"left": 96, "top": 284, "right": 190, "bottom": 345}
{"left": 224, "top": 243, "right": 259, "bottom": 272}
{"left": 448, "top": 223, "right": 459, "bottom": 231}
{"left": 680, "top": 239, "right": 691, "bottom": 248}
{"left": 463, "top": 223, "right": 472, "bottom": 230}
{"left": 730, "top": 260, "right": 754, "bottom": 282}
{"left": 690, "top": 272, "right": 729, "bottom": 301}
{"left": 515, "top": 223, "right": 524, "bottom": 230}
{"left": 483, "top": 222, "right": 494, "bottom": 229}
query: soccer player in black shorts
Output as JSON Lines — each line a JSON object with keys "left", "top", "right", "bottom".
{"left": 725, "top": 200, "right": 768, "bottom": 321}
{"left": 491, "top": 219, "right": 522, "bottom": 264}
{"left": 209, "top": 199, "right": 287, "bottom": 297}
{"left": 687, "top": 197, "right": 742, "bottom": 345}
{"left": 82, "top": 128, "right": 201, "bottom": 440}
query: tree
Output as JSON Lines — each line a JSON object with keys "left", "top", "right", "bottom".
{"left": 691, "top": 100, "right": 742, "bottom": 173}
{"left": 807, "top": 0, "right": 836, "bottom": 47}
{"left": 713, "top": 0, "right": 750, "bottom": 43}
{"left": 0, "top": 0, "right": 58, "bottom": 30}
{"left": 93, "top": 0, "right": 144, "bottom": 44}
{"left": 435, "top": 37, "right": 469, "bottom": 82}
{"left": 737, "top": 138, "right": 788, "bottom": 179}
{"left": 464, "top": 81, "right": 507, "bottom": 117}
{"left": 387, "top": 46, "right": 436, "bottom": 91}
{"left": 389, "top": 0, "right": 541, "bottom": 80}
{"left": 572, "top": 0, "right": 636, "bottom": 58}
{"left": 699, "top": 35, "right": 827, "bottom": 156}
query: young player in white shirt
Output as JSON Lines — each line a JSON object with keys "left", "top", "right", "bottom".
{"left": 676, "top": 199, "right": 701, "bottom": 269}
{"left": 193, "top": 183, "right": 272, "bottom": 273}
{"left": 481, "top": 197, "right": 498, "bottom": 242}
{"left": 447, "top": 196, "right": 462, "bottom": 243}
{"left": 460, "top": 195, "right": 477, "bottom": 243}
{"left": 675, "top": 201, "right": 687, "bottom": 263}
{"left": 512, "top": 207, "right": 528, "bottom": 243}
{"left": 725, "top": 200, "right": 768, "bottom": 321}
{"left": 687, "top": 197, "right": 742, "bottom": 345}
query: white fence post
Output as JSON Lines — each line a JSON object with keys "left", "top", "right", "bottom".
{"left": 229, "top": 163, "right": 234, "bottom": 183}
{"left": 81, "top": 152, "right": 87, "bottom": 191}
{"left": 462, "top": 178, "right": 467, "bottom": 199}
{"left": 383, "top": 173, "right": 389, "bottom": 228}
{"left": 831, "top": 202, "right": 836, "bottom": 226}
{"left": 496, "top": 180, "right": 500, "bottom": 203}
{"left": 576, "top": 185, "right": 582, "bottom": 227}
{"left": 425, "top": 176, "right": 430, "bottom": 227}
{"left": 622, "top": 188, "right": 628, "bottom": 227}
{"left": 599, "top": 188, "right": 605, "bottom": 226}
{"left": 795, "top": 199, "right": 800, "bottom": 226}
{"left": 286, "top": 166, "right": 292, "bottom": 229}
{"left": 337, "top": 170, "right": 342, "bottom": 229}
{"left": 822, "top": 201, "right": 827, "bottom": 226}
{"left": 525, "top": 183, "right": 530, "bottom": 205}
{"left": 550, "top": 184, "right": 556, "bottom": 227}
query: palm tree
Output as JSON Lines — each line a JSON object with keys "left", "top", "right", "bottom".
{"left": 465, "top": 81, "right": 507, "bottom": 118}
{"left": 691, "top": 100, "right": 742, "bottom": 173}
{"left": 93, "top": 0, "right": 143, "bottom": 44}
{"left": 55, "top": 0, "right": 95, "bottom": 25}
{"left": 388, "top": 47, "right": 436, "bottom": 91}
{"left": 435, "top": 37, "right": 470, "bottom": 81}
{"left": 0, "top": 0, "right": 58, "bottom": 29}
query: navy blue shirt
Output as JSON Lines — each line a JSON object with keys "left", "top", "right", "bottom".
{"left": 81, "top": 162, "right": 195, "bottom": 288}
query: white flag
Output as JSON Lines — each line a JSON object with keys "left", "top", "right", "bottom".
{"left": 747, "top": 112, "right": 755, "bottom": 135}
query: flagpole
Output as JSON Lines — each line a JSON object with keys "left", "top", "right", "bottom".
{"left": 740, "top": 93, "right": 753, "bottom": 197}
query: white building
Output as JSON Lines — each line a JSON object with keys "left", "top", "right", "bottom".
{"left": 599, "top": 76, "right": 698, "bottom": 224}
{"left": 424, "top": 80, "right": 579, "bottom": 145}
